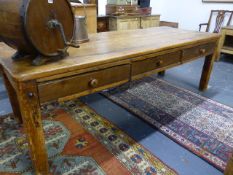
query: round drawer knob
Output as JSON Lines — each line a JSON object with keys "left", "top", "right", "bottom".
{"left": 199, "top": 49, "right": 206, "bottom": 54}
{"left": 89, "top": 79, "right": 98, "bottom": 88}
{"left": 156, "top": 60, "right": 163, "bottom": 66}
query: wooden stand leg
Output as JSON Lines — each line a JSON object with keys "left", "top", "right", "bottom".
{"left": 158, "top": 70, "right": 166, "bottom": 76}
{"left": 225, "top": 156, "right": 233, "bottom": 175}
{"left": 17, "top": 81, "right": 49, "bottom": 175}
{"left": 215, "top": 52, "right": 221, "bottom": 62}
{"left": 2, "top": 72, "right": 22, "bottom": 123}
{"left": 199, "top": 54, "right": 215, "bottom": 91}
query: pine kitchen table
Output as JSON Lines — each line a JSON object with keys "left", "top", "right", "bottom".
{"left": 0, "top": 27, "right": 221, "bottom": 174}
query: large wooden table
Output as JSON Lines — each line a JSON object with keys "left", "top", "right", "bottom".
{"left": 0, "top": 27, "right": 221, "bottom": 174}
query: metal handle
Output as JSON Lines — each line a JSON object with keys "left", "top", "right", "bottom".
{"left": 47, "top": 19, "right": 80, "bottom": 48}
{"left": 89, "top": 79, "right": 98, "bottom": 88}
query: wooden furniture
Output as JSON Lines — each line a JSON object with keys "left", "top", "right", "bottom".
{"left": 225, "top": 155, "right": 233, "bottom": 175}
{"left": 71, "top": 3, "right": 97, "bottom": 33}
{"left": 109, "top": 15, "right": 160, "bottom": 31}
{"left": 0, "top": 0, "right": 74, "bottom": 63}
{"left": 217, "top": 26, "right": 233, "bottom": 60}
{"left": 106, "top": 4, "right": 139, "bottom": 16}
{"left": 199, "top": 10, "right": 233, "bottom": 33}
{"left": 97, "top": 16, "right": 110, "bottom": 32}
{"left": 97, "top": 15, "right": 162, "bottom": 32}
{"left": 0, "top": 27, "right": 220, "bottom": 174}
{"left": 160, "top": 21, "right": 179, "bottom": 28}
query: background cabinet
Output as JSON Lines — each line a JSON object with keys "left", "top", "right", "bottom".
{"left": 109, "top": 15, "right": 160, "bottom": 31}
{"left": 71, "top": 3, "right": 97, "bottom": 33}
{"left": 107, "top": 0, "right": 138, "bottom": 5}
{"left": 141, "top": 16, "right": 160, "bottom": 28}
{"left": 217, "top": 26, "right": 233, "bottom": 60}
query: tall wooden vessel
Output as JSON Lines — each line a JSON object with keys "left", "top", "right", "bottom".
{"left": 0, "top": 0, "right": 77, "bottom": 65}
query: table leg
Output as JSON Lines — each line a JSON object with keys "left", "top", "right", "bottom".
{"left": 158, "top": 70, "right": 166, "bottom": 76}
{"left": 2, "top": 72, "right": 22, "bottom": 123}
{"left": 199, "top": 54, "right": 215, "bottom": 91}
{"left": 17, "top": 81, "right": 49, "bottom": 175}
{"left": 225, "top": 156, "right": 233, "bottom": 175}
{"left": 216, "top": 29, "right": 225, "bottom": 61}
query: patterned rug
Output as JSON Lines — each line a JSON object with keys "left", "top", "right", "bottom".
{"left": 103, "top": 76, "right": 233, "bottom": 172}
{"left": 0, "top": 99, "right": 177, "bottom": 175}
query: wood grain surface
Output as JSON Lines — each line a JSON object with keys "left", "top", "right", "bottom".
{"left": 0, "top": 27, "right": 221, "bottom": 175}
{"left": 0, "top": 27, "right": 220, "bottom": 82}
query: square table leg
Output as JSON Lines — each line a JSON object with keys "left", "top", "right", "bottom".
{"left": 2, "top": 72, "right": 22, "bottom": 123}
{"left": 225, "top": 156, "right": 233, "bottom": 175}
{"left": 199, "top": 53, "right": 215, "bottom": 91}
{"left": 17, "top": 80, "right": 49, "bottom": 175}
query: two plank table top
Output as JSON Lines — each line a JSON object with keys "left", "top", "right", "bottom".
{"left": 0, "top": 27, "right": 229, "bottom": 175}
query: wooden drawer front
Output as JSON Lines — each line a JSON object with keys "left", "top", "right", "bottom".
{"left": 141, "top": 16, "right": 160, "bottom": 21}
{"left": 182, "top": 42, "right": 216, "bottom": 61}
{"left": 117, "top": 18, "right": 140, "bottom": 30}
{"left": 141, "top": 16, "right": 160, "bottom": 29}
{"left": 38, "top": 64, "right": 130, "bottom": 103}
{"left": 132, "top": 51, "right": 181, "bottom": 76}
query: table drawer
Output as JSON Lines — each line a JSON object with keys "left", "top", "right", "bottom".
{"left": 132, "top": 51, "right": 181, "bottom": 76}
{"left": 38, "top": 64, "right": 130, "bottom": 103}
{"left": 182, "top": 42, "right": 216, "bottom": 61}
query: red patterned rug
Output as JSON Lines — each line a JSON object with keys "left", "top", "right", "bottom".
{"left": 0, "top": 99, "right": 177, "bottom": 175}
{"left": 103, "top": 76, "right": 233, "bottom": 172}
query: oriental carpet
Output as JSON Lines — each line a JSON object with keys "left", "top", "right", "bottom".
{"left": 0, "top": 100, "right": 176, "bottom": 175}
{"left": 103, "top": 76, "right": 233, "bottom": 172}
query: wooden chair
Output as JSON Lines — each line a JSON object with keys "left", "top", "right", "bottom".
{"left": 199, "top": 10, "right": 233, "bottom": 33}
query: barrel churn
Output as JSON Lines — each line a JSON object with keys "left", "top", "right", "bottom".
{"left": 0, "top": 0, "right": 79, "bottom": 65}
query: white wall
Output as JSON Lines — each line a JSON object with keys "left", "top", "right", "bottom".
{"left": 98, "top": 0, "right": 107, "bottom": 16}
{"left": 151, "top": 0, "right": 233, "bottom": 30}
{"left": 98, "top": 0, "right": 233, "bottom": 30}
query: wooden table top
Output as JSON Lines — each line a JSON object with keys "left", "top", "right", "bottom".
{"left": 0, "top": 27, "right": 220, "bottom": 82}
{"left": 222, "top": 25, "right": 233, "bottom": 30}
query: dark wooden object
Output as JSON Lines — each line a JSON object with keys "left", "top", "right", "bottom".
{"left": 97, "top": 16, "right": 110, "bottom": 32}
{"left": 0, "top": 27, "right": 220, "bottom": 174}
{"left": 0, "top": 0, "right": 74, "bottom": 64}
{"left": 199, "top": 10, "right": 233, "bottom": 33}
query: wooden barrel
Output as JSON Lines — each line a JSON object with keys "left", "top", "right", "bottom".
{"left": 0, "top": 0, "right": 74, "bottom": 57}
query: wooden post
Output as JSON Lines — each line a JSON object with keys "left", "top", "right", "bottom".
{"left": 17, "top": 81, "right": 49, "bottom": 175}
{"left": 2, "top": 72, "right": 22, "bottom": 123}
{"left": 225, "top": 156, "right": 233, "bottom": 175}
{"left": 199, "top": 53, "right": 215, "bottom": 91}
{"left": 216, "top": 29, "right": 225, "bottom": 61}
